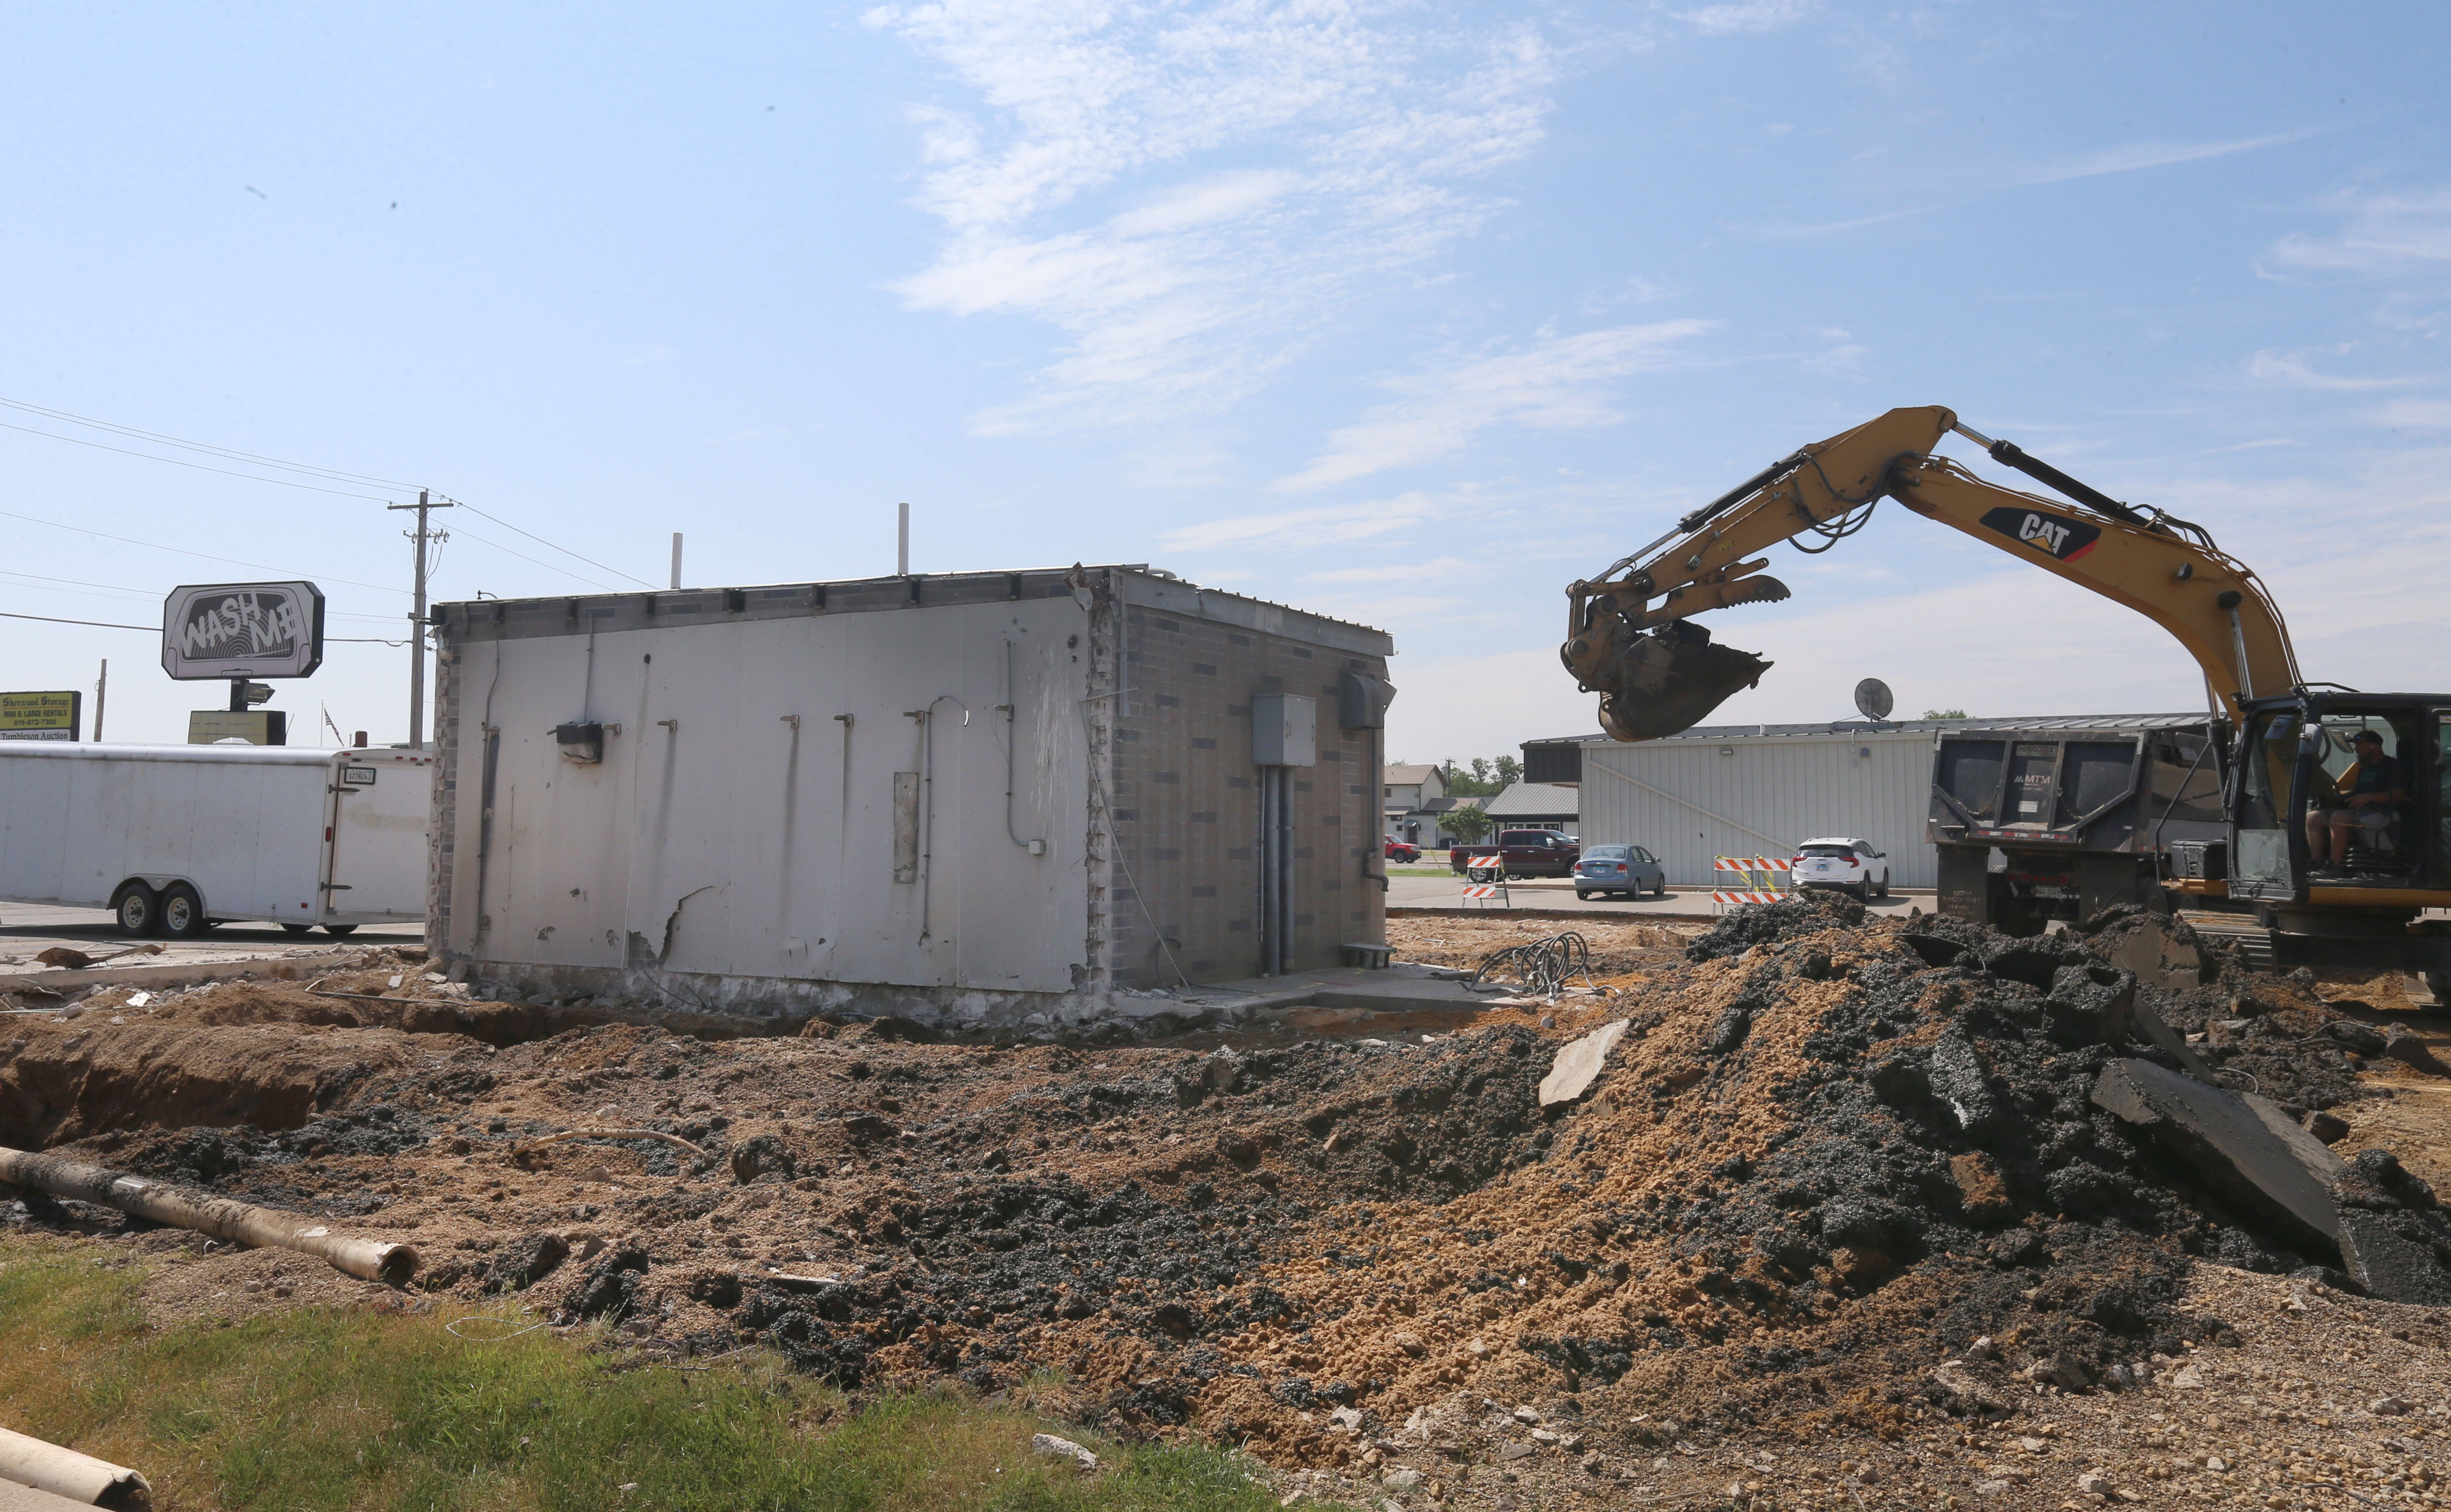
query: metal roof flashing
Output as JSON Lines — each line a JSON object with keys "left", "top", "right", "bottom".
{"left": 436, "top": 565, "right": 1392, "bottom": 656}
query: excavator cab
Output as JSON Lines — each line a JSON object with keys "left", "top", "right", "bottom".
{"left": 2229, "top": 693, "right": 2448, "bottom": 906}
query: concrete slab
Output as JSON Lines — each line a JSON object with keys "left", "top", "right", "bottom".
{"left": 2092, "top": 1057, "right": 2345, "bottom": 1250}
{"left": 1539, "top": 1019, "right": 1631, "bottom": 1106}
{"left": 1195, "top": 961, "right": 1507, "bottom": 1018}
{"left": 0, "top": 903, "right": 421, "bottom": 992}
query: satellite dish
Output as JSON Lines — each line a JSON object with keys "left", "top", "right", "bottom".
{"left": 1853, "top": 677, "right": 1895, "bottom": 723}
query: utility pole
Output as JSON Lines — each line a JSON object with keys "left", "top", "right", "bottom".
{"left": 386, "top": 490, "right": 455, "bottom": 748}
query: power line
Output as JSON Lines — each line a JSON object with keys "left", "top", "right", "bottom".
{"left": 0, "top": 567, "right": 401, "bottom": 623}
{"left": 0, "top": 397, "right": 657, "bottom": 596}
{"left": 449, "top": 522, "right": 618, "bottom": 591}
{"left": 0, "top": 607, "right": 403, "bottom": 644}
{"left": 0, "top": 396, "right": 421, "bottom": 490}
{"left": 458, "top": 502, "right": 657, "bottom": 589}
{"left": 0, "top": 418, "right": 397, "bottom": 501}
{"left": 0, "top": 508, "right": 408, "bottom": 596}
{"left": 0, "top": 609, "right": 156, "bottom": 631}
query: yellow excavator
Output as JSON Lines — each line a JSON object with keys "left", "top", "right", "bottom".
{"left": 1562, "top": 404, "right": 2450, "bottom": 987}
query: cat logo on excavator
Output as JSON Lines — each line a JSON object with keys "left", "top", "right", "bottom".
{"left": 1978, "top": 504, "right": 2100, "bottom": 562}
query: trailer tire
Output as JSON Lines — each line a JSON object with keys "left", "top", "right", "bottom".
{"left": 322, "top": 924, "right": 358, "bottom": 937}
{"left": 281, "top": 922, "right": 313, "bottom": 935}
{"left": 113, "top": 884, "right": 161, "bottom": 938}
{"left": 159, "top": 884, "right": 208, "bottom": 940}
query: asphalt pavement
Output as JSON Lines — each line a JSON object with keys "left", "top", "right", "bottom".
{"left": 1384, "top": 873, "right": 1932, "bottom": 919}
{"left": 0, "top": 902, "right": 422, "bottom": 980}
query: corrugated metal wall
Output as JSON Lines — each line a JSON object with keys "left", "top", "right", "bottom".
{"left": 1579, "top": 731, "right": 1939, "bottom": 888}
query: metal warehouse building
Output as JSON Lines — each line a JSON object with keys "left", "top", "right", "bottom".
{"left": 1548, "top": 714, "right": 2207, "bottom": 891}
{"left": 426, "top": 566, "right": 1394, "bottom": 1025}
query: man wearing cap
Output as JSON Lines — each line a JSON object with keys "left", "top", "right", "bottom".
{"left": 2306, "top": 729, "right": 2410, "bottom": 872}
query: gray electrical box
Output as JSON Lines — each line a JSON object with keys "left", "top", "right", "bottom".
{"left": 1251, "top": 693, "right": 1317, "bottom": 767}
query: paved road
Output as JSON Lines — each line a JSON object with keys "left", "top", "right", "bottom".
{"left": 0, "top": 902, "right": 422, "bottom": 976}
{"left": 1385, "top": 874, "right": 1932, "bottom": 919}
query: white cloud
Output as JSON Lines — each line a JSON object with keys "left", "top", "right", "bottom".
{"left": 2267, "top": 189, "right": 2451, "bottom": 278}
{"left": 2377, "top": 400, "right": 2451, "bottom": 429}
{"left": 1272, "top": 320, "right": 1717, "bottom": 492}
{"left": 1675, "top": 0, "right": 1820, "bottom": 36}
{"left": 870, "top": 0, "right": 1561, "bottom": 431}
{"left": 1302, "top": 555, "right": 1481, "bottom": 585}
{"left": 1158, "top": 491, "right": 1452, "bottom": 553}
{"left": 2244, "top": 349, "right": 2426, "bottom": 391}
{"left": 2022, "top": 131, "right": 2308, "bottom": 186}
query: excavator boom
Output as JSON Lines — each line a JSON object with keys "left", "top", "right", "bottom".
{"left": 1563, "top": 406, "right": 2302, "bottom": 739}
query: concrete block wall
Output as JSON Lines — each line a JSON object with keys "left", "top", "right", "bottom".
{"left": 1105, "top": 602, "right": 1389, "bottom": 986}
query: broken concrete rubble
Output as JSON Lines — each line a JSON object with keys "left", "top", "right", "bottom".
{"left": 2091, "top": 1056, "right": 2451, "bottom": 1304}
{"left": 1536, "top": 1019, "right": 1629, "bottom": 1106}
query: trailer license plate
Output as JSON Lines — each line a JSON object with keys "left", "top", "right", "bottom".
{"left": 342, "top": 766, "right": 377, "bottom": 785}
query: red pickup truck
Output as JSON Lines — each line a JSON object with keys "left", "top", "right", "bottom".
{"left": 1450, "top": 829, "right": 1581, "bottom": 878}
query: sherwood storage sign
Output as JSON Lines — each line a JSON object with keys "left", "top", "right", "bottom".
{"left": 160, "top": 582, "right": 326, "bottom": 681}
{"left": 0, "top": 690, "right": 80, "bottom": 741}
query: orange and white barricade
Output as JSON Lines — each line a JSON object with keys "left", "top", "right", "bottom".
{"left": 1711, "top": 855, "right": 1791, "bottom": 911}
{"left": 1460, "top": 854, "right": 1510, "bottom": 908}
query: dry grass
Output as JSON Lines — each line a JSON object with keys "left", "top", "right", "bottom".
{"left": 0, "top": 1235, "right": 1287, "bottom": 1512}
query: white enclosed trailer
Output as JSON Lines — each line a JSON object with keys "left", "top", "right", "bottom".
{"left": 0, "top": 743, "right": 433, "bottom": 938}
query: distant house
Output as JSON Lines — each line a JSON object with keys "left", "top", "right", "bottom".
{"left": 1383, "top": 762, "right": 1447, "bottom": 846}
{"left": 1482, "top": 781, "right": 1580, "bottom": 834}
{"left": 1408, "top": 794, "right": 1487, "bottom": 850}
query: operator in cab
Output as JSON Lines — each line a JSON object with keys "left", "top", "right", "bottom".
{"left": 2306, "top": 728, "right": 2410, "bottom": 873}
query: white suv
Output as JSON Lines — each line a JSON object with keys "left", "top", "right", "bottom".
{"left": 1792, "top": 837, "right": 1889, "bottom": 900}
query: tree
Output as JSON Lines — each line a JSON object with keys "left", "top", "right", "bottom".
{"left": 1922, "top": 708, "right": 1969, "bottom": 720}
{"left": 1438, "top": 756, "right": 1521, "bottom": 797}
{"left": 1440, "top": 803, "right": 1495, "bottom": 849}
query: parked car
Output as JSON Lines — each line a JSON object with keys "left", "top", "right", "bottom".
{"left": 1574, "top": 844, "right": 1666, "bottom": 899}
{"left": 1792, "top": 837, "right": 1890, "bottom": 899}
{"left": 1450, "top": 829, "right": 1581, "bottom": 878}
{"left": 1384, "top": 836, "right": 1421, "bottom": 863}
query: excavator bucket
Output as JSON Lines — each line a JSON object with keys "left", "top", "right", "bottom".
{"left": 1590, "top": 624, "right": 1773, "bottom": 742}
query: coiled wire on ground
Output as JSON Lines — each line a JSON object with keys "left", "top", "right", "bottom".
{"left": 1468, "top": 932, "right": 1597, "bottom": 1000}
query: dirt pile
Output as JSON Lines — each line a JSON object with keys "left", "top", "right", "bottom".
{"left": 7, "top": 899, "right": 2449, "bottom": 1500}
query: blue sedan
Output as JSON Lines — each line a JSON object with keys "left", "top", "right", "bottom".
{"left": 1573, "top": 844, "right": 1667, "bottom": 899}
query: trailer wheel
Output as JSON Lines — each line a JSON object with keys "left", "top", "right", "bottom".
{"left": 322, "top": 924, "right": 358, "bottom": 937}
{"left": 159, "top": 884, "right": 208, "bottom": 940}
{"left": 113, "top": 884, "right": 161, "bottom": 938}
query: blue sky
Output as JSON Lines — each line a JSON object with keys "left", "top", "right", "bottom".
{"left": 1, "top": 1, "right": 2444, "bottom": 763}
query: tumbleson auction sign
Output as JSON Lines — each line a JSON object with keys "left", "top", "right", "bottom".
{"left": 0, "top": 690, "right": 80, "bottom": 740}
{"left": 160, "top": 582, "right": 326, "bottom": 681}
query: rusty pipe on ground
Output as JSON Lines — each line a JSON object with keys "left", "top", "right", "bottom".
{"left": 0, "top": 1424, "right": 151, "bottom": 1510}
{"left": 0, "top": 1145, "right": 418, "bottom": 1284}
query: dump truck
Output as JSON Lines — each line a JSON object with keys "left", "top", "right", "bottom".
{"left": 1927, "top": 715, "right": 2225, "bottom": 932}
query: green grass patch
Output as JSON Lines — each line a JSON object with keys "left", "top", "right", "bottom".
{"left": 0, "top": 1236, "right": 1283, "bottom": 1512}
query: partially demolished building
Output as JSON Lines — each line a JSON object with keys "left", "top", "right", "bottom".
{"left": 425, "top": 566, "right": 1395, "bottom": 1025}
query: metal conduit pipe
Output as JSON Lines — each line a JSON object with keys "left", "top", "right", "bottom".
{"left": 1285, "top": 767, "right": 1296, "bottom": 971}
{"left": 1257, "top": 768, "right": 1279, "bottom": 974}
{"left": 0, "top": 1145, "right": 418, "bottom": 1285}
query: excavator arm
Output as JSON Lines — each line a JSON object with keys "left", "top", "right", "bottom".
{"left": 1562, "top": 404, "right": 2301, "bottom": 740}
